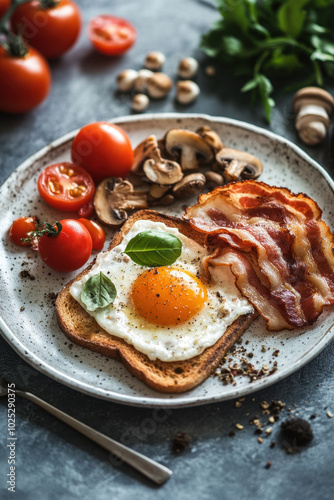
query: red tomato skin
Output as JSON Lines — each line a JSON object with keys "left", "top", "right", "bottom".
{"left": 11, "top": 0, "right": 81, "bottom": 59}
{"left": 78, "top": 218, "right": 105, "bottom": 251}
{"left": 71, "top": 122, "right": 134, "bottom": 183}
{"left": 0, "top": 46, "right": 51, "bottom": 114}
{"left": 38, "top": 219, "right": 92, "bottom": 272}
{"left": 9, "top": 216, "right": 37, "bottom": 246}
{"left": 37, "top": 162, "right": 95, "bottom": 212}
{"left": 88, "top": 15, "right": 136, "bottom": 56}
{"left": 0, "top": 0, "right": 11, "bottom": 18}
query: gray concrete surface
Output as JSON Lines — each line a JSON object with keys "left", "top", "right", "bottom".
{"left": 1, "top": 1, "right": 334, "bottom": 499}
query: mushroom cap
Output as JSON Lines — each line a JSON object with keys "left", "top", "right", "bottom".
{"left": 143, "top": 157, "right": 183, "bottom": 185}
{"left": 178, "top": 57, "right": 199, "bottom": 79}
{"left": 196, "top": 126, "right": 224, "bottom": 153}
{"left": 146, "top": 73, "right": 173, "bottom": 99}
{"left": 116, "top": 69, "right": 139, "bottom": 92}
{"left": 176, "top": 80, "right": 200, "bottom": 104}
{"left": 172, "top": 172, "right": 206, "bottom": 198}
{"left": 216, "top": 147, "right": 263, "bottom": 181}
{"left": 144, "top": 51, "right": 166, "bottom": 70}
{"left": 292, "top": 87, "right": 334, "bottom": 115}
{"left": 131, "top": 93, "right": 150, "bottom": 112}
{"left": 165, "top": 129, "right": 214, "bottom": 171}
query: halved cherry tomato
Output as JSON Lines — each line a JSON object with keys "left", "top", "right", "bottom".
{"left": 11, "top": 0, "right": 81, "bottom": 59}
{"left": 78, "top": 218, "right": 105, "bottom": 251}
{"left": 0, "top": 46, "right": 51, "bottom": 114}
{"left": 37, "top": 162, "right": 95, "bottom": 212}
{"left": 0, "top": 0, "right": 11, "bottom": 18}
{"left": 71, "top": 122, "right": 134, "bottom": 183}
{"left": 9, "top": 216, "right": 38, "bottom": 246}
{"left": 38, "top": 219, "right": 92, "bottom": 272}
{"left": 88, "top": 15, "right": 136, "bottom": 56}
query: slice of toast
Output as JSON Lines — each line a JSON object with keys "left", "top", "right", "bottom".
{"left": 56, "top": 210, "right": 256, "bottom": 393}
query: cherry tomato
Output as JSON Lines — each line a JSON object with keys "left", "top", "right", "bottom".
{"left": 11, "top": 0, "right": 81, "bottom": 59}
{"left": 0, "top": 0, "right": 11, "bottom": 18}
{"left": 38, "top": 219, "right": 92, "bottom": 272}
{"left": 0, "top": 46, "right": 51, "bottom": 114}
{"left": 37, "top": 162, "right": 95, "bottom": 212}
{"left": 71, "top": 122, "right": 134, "bottom": 183}
{"left": 78, "top": 218, "right": 105, "bottom": 251}
{"left": 78, "top": 200, "right": 95, "bottom": 219}
{"left": 9, "top": 216, "right": 38, "bottom": 246}
{"left": 88, "top": 15, "right": 136, "bottom": 56}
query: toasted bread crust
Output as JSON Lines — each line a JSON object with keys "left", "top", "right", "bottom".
{"left": 56, "top": 210, "right": 256, "bottom": 393}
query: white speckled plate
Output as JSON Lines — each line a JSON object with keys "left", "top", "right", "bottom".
{"left": 1, "top": 113, "right": 334, "bottom": 408}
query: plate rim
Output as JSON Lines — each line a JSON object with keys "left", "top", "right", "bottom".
{"left": 1, "top": 112, "right": 334, "bottom": 408}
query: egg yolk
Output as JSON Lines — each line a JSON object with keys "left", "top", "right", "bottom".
{"left": 130, "top": 266, "right": 208, "bottom": 326}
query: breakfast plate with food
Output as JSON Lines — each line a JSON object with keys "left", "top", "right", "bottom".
{"left": 1, "top": 112, "right": 334, "bottom": 408}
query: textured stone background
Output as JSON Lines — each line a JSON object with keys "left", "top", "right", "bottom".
{"left": 1, "top": 1, "right": 334, "bottom": 499}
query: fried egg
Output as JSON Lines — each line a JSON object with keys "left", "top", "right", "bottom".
{"left": 70, "top": 220, "right": 253, "bottom": 362}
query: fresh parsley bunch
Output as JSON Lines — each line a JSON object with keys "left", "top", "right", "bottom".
{"left": 200, "top": 0, "right": 334, "bottom": 122}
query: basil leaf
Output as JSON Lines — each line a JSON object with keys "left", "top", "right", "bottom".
{"left": 124, "top": 230, "right": 182, "bottom": 267}
{"left": 81, "top": 272, "right": 117, "bottom": 312}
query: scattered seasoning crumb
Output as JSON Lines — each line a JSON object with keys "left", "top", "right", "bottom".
{"left": 20, "top": 306, "right": 25, "bottom": 312}
{"left": 310, "top": 414, "right": 317, "bottom": 420}
{"left": 281, "top": 418, "right": 314, "bottom": 451}
{"left": 235, "top": 423, "right": 244, "bottom": 430}
{"left": 270, "top": 441, "right": 276, "bottom": 449}
{"left": 268, "top": 416, "right": 275, "bottom": 424}
{"left": 258, "top": 437, "right": 263, "bottom": 444}
{"left": 265, "top": 427, "right": 273, "bottom": 435}
{"left": 235, "top": 401, "right": 243, "bottom": 408}
{"left": 327, "top": 410, "right": 333, "bottom": 418}
{"left": 265, "top": 461, "right": 272, "bottom": 469}
{"left": 261, "top": 345, "right": 267, "bottom": 352}
{"left": 229, "top": 430, "right": 236, "bottom": 437}
{"left": 20, "top": 270, "right": 35, "bottom": 280}
{"left": 172, "top": 432, "right": 191, "bottom": 453}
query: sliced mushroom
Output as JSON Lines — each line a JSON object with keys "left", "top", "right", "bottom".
{"left": 165, "top": 129, "right": 214, "bottom": 172}
{"left": 292, "top": 87, "right": 334, "bottom": 145}
{"left": 196, "top": 126, "right": 224, "bottom": 153}
{"left": 131, "top": 135, "right": 160, "bottom": 175}
{"left": 94, "top": 177, "right": 148, "bottom": 227}
{"left": 148, "top": 183, "right": 171, "bottom": 200}
{"left": 143, "top": 156, "right": 183, "bottom": 185}
{"left": 172, "top": 173, "right": 206, "bottom": 198}
{"left": 204, "top": 170, "right": 224, "bottom": 187}
{"left": 216, "top": 148, "right": 263, "bottom": 182}
{"left": 149, "top": 193, "right": 175, "bottom": 206}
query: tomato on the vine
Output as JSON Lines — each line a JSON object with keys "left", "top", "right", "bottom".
{"left": 88, "top": 15, "right": 136, "bottom": 56}
{"left": 9, "top": 216, "right": 38, "bottom": 246}
{"left": 71, "top": 122, "right": 134, "bottom": 183}
{"left": 11, "top": 0, "right": 81, "bottom": 59}
{"left": 37, "top": 162, "right": 95, "bottom": 212}
{"left": 38, "top": 219, "right": 92, "bottom": 272}
{"left": 77, "top": 218, "right": 105, "bottom": 251}
{"left": 0, "top": 0, "right": 11, "bottom": 18}
{"left": 0, "top": 46, "right": 51, "bottom": 114}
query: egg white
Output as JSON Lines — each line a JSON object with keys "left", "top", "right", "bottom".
{"left": 70, "top": 220, "right": 253, "bottom": 362}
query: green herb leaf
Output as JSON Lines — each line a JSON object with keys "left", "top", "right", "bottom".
{"left": 81, "top": 272, "right": 117, "bottom": 312}
{"left": 277, "top": 0, "right": 309, "bottom": 39}
{"left": 124, "top": 230, "right": 182, "bottom": 267}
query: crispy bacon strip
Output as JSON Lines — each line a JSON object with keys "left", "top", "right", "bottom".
{"left": 184, "top": 180, "right": 334, "bottom": 331}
